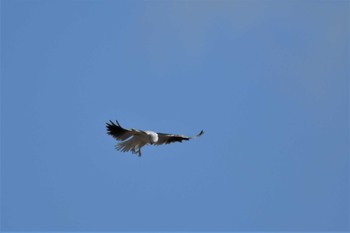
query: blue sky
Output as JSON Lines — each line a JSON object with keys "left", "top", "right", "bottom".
{"left": 1, "top": 0, "right": 348, "bottom": 231}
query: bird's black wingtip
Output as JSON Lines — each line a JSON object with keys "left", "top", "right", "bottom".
{"left": 106, "top": 120, "right": 121, "bottom": 126}
{"left": 197, "top": 130, "right": 204, "bottom": 137}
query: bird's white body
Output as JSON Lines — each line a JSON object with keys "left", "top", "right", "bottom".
{"left": 144, "top": 131, "right": 159, "bottom": 144}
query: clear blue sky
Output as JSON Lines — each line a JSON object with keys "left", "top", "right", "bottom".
{"left": 1, "top": 0, "right": 348, "bottom": 231}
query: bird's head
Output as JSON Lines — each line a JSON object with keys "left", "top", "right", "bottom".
{"left": 146, "top": 131, "right": 158, "bottom": 145}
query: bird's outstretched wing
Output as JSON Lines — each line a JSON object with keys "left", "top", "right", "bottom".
{"left": 106, "top": 120, "right": 145, "bottom": 141}
{"left": 155, "top": 130, "right": 204, "bottom": 145}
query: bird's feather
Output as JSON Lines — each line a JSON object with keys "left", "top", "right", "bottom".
{"left": 155, "top": 130, "right": 204, "bottom": 145}
{"left": 106, "top": 120, "right": 144, "bottom": 141}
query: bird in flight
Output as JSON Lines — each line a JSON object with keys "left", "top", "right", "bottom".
{"left": 106, "top": 120, "right": 204, "bottom": 156}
